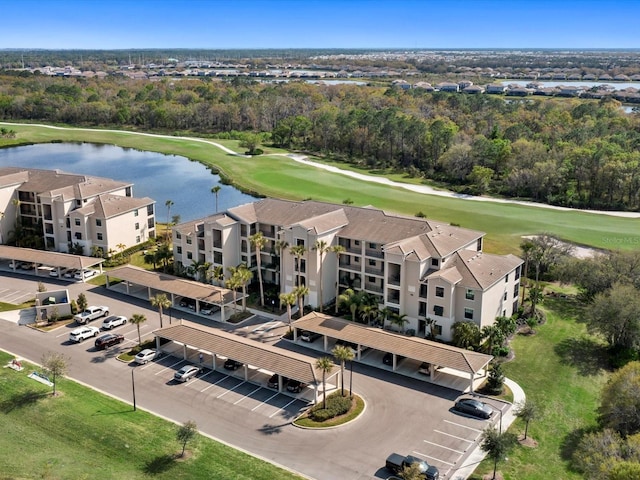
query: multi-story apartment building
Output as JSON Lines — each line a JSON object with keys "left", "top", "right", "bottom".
{"left": 0, "top": 167, "right": 155, "bottom": 255}
{"left": 172, "top": 199, "right": 522, "bottom": 342}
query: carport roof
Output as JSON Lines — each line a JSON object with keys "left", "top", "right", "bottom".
{"left": 293, "top": 312, "right": 493, "bottom": 375}
{"left": 0, "top": 245, "right": 103, "bottom": 270}
{"left": 155, "top": 323, "right": 338, "bottom": 385}
{"left": 106, "top": 265, "right": 234, "bottom": 305}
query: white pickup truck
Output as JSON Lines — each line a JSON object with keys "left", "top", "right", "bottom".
{"left": 74, "top": 306, "right": 109, "bottom": 325}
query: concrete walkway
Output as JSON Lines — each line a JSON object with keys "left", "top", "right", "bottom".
{"left": 451, "top": 377, "right": 525, "bottom": 480}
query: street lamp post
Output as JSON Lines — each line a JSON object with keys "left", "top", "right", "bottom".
{"left": 349, "top": 360, "right": 354, "bottom": 398}
{"left": 131, "top": 369, "right": 137, "bottom": 412}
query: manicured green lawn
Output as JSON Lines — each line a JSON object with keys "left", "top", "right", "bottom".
{"left": 2, "top": 123, "right": 639, "bottom": 255}
{"left": 470, "top": 295, "right": 609, "bottom": 480}
{"left": 0, "top": 351, "right": 302, "bottom": 479}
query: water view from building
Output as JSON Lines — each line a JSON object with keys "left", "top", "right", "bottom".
{"left": 0, "top": 143, "right": 257, "bottom": 222}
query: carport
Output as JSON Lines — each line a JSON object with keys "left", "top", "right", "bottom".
{"left": 104, "top": 265, "right": 237, "bottom": 321}
{"left": 293, "top": 312, "right": 493, "bottom": 393}
{"left": 153, "top": 323, "right": 340, "bottom": 403}
{"left": 0, "top": 245, "right": 104, "bottom": 280}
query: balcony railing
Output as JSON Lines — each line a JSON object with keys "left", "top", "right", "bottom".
{"left": 364, "top": 283, "right": 383, "bottom": 294}
{"left": 364, "top": 249, "right": 384, "bottom": 259}
{"left": 387, "top": 275, "right": 400, "bottom": 286}
{"left": 364, "top": 266, "right": 384, "bottom": 276}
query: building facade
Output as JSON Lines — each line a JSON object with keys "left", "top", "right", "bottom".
{"left": 172, "top": 199, "right": 522, "bottom": 342}
{"left": 0, "top": 167, "right": 155, "bottom": 255}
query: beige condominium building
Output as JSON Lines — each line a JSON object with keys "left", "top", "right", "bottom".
{"left": 172, "top": 198, "right": 522, "bottom": 342}
{"left": 0, "top": 167, "right": 155, "bottom": 255}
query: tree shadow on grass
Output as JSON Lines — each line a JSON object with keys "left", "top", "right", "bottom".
{"left": 544, "top": 296, "right": 585, "bottom": 323}
{"left": 0, "top": 389, "right": 49, "bottom": 413}
{"left": 560, "top": 425, "right": 600, "bottom": 464}
{"left": 554, "top": 336, "right": 609, "bottom": 376}
{"left": 143, "top": 454, "right": 177, "bottom": 475}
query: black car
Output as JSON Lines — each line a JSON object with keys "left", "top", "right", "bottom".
{"left": 286, "top": 379, "right": 306, "bottom": 393}
{"left": 223, "top": 359, "right": 243, "bottom": 370}
{"left": 94, "top": 333, "right": 125, "bottom": 350}
{"left": 453, "top": 397, "right": 494, "bottom": 419}
{"left": 267, "top": 373, "right": 288, "bottom": 389}
{"left": 383, "top": 352, "right": 405, "bottom": 365}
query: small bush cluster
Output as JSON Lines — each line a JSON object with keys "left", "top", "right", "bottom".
{"left": 308, "top": 393, "right": 352, "bottom": 422}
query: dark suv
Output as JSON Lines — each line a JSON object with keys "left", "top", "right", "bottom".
{"left": 95, "top": 333, "right": 125, "bottom": 350}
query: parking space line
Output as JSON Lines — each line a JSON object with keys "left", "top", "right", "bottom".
{"left": 200, "top": 374, "right": 230, "bottom": 392}
{"left": 217, "top": 381, "right": 246, "bottom": 398}
{"left": 154, "top": 359, "right": 184, "bottom": 375}
{"left": 268, "top": 397, "right": 298, "bottom": 418}
{"left": 412, "top": 451, "right": 456, "bottom": 467}
{"left": 443, "top": 419, "right": 483, "bottom": 433}
{"left": 251, "top": 391, "right": 281, "bottom": 411}
{"left": 234, "top": 385, "right": 262, "bottom": 405}
{"left": 433, "top": 429, "right": 475, "bottom": 443}
{"left": 423, "top": 440, "right": 465, "bottom": 454}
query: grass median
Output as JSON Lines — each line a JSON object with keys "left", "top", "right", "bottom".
{"left": 0, "top": 351, "right": 303, "bottom": 480}
{"left": 2, "top": 123, "right": 639, "bottom": 255}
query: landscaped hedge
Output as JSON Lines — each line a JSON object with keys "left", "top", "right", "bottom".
{"left": 308, "top": 392, "right": 352, "bottom": 422}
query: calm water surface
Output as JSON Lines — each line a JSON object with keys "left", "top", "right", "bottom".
{"left": 0, "top": 143, "right": 257, "bottom": 222}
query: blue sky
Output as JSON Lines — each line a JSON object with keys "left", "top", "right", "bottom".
{"left": 1, "top": 0, "right": 639, "bottom": 50}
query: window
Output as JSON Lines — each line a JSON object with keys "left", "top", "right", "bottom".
{"left": 369, "top": 242, "right": 377, "bottom": 249}
{"left": 368, "top": 259, "right": 376, "bottom": 266}
{"left": 433, "top": 324, "right": 443, "bottom": 336}
{"left": 505, "top": 274, "right": 509, "bottom": 283}
{"left": 476, "top": 238, "right": 482, "bottom": 251}
{"left": 503, "top": 292, "right": 508, "bottom": 301}
{"left": 465, "top": 289, "right": 475, "bottom": 300}
{"left": 419, "top": 302, "right": 427, "bottom": 317}
{"left": 419, "top": 283, "right": 428, "bottom": 298}
{"left": 134, "top": 210, "right": 139, "bottom": 217}
{"left": 176, "top": 232, "right": 182, "bottom": 240}
{"left": 213, "top": 251, "right": 222, "bottom": 264}
{"left": 354, "top": 240, "right": 360, "bottom": 246}
{"left": 514, "top": 284, "right": 520, "bottom": 298}
{"left": 135, "top": 222, "right": 139, "bottom": 230}
{"left": 187, "top": 252, "right": 193, "bottom": 260}
{"left": 177, "top": 246, "right": 182, "bottom": 254}
{"left": 74, "top": 218, "right": 81, "bottom": 226}
{"left": 464, "top": 308, "right": 474, "bottom": 320}
{"left": 148, "top": 218, "right": 154, "bottom": 229}
{"left": 515, "top": 266, "right": 520, "bottom": 280}
{"left": 186, "top": 236, "right": 192, "bottom": 245}
{"left": 97, "top": 233, "right": 103, "bottom": 241}
{"left": 436, "top": 286, "right": 444, "bottom": 297}
{"left": 296, "top": 238, "right": 305, "bottom": 247}
{"left": 74, "top": 232, "right": 82, "bottom": 240}
{"left": 136, "top": 235, "right": 140, "bottom": 243}
{"left": 96, "top": 219, "right": 102, "bottom": 227}
{"left": 75, "top": 199, "right": 81, "bottom": 207}
{"left": 147, "top": 204, "right": 154, "bottom": 216}
{"left": 431, "top": 258, "right": 439, "bottom": 267}
{"left": 368, "top": 276, "right": 375, "bottom": 283}
{"left": 433, "top": 305, "right": 444, "bottom": 316}
{"left": 240, "top": 225, "right": 247, "bottom": 237}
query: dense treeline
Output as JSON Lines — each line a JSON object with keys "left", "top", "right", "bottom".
{"left": 1, "top": 73, "right": 639, "bottom": 210}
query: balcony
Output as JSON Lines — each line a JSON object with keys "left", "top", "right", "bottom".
{"left": 387, "top": 274, "right": 400, "bottom": 286}
{"left": 338, "top": 239, "right": 361, "bottom": 255}
{"left": 364, "top": 248, "right": 384, "bottom": 259}
{"left": 364, "top": 266, "right": 384, "bottom": 276}
{"left": 364, "top": 283, "right": 383, "bottom": 294}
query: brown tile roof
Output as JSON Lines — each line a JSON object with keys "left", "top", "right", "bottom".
{"left": 92, "top": 194, "right": 154, "bottom": 219}
{"left": 155, "top": 323, "right": 338, "bottom": 385}
{"left": 293, "top": 209, "right": 349, "bottom": 235}
{"left": 106, "top": 265, "right": 234, "bottom": 304}
{"left": 425, "top": 266, "right": 463, "bottom": 284}
{"left": 0, "top": 245, "right": 102, "bottom": 269}
{"left": 453, "top": 251, "right": 523, "bottom": 290}
{"left": 293, "top": 312, "right": 492, "bottom": 374}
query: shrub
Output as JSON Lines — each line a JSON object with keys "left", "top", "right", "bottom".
{"left": 308, "top": 392, "right": 352, "bottom": 422}
{"left": 492, "top": 346, "right": 510, "bottom": 357}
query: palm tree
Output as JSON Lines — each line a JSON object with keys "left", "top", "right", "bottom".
{"left": 389, "top": 312, "right": 409, "bottom": 333}
{"left": 289, "top": 244, "right": 307, "bottom": 287}
{"left": 211, "top": 265, "right": 224, "bottom": 286}
{"left": 165, "top": 200, "right": 174, "bottom": 240}
{"left": 359, "top": 303, "right": 379, "bottom": 326}
{"left": 279, "top": 291, "right": 297, "bottom": 333}
{"left": 116, "top": 243, "right": 126, "bottom": 258}
{"left": 129, "top": 313, "right": 147, "bottom": 345}
{"left": 143, "top": 250, "right": 159, "bottom": 269}
{"left": 150, "top": 293, "right": 171, "bottom": 328}
{"left": 274, "top": 238, "right": 289, "bottom": 284}
{"left": 198, "top": 261, "right": 211, "bottom": 283}
{"left": 332, "top": 345, "right": 354, "bottom": 396}
{"left": 514, "top": 399, "right": 538, "bottom": 440}
{"left": 293, "top": 284, "right": 309, "bottom": 318}
{"left": 234, "top": 264, "right": 253, "bottom": 312}
{"left": 331, "top": 245, "right": 346, "bottom": 313}
{"left": 337, "top": 288, "right": 359, "bottom": 321}
{"left": 316, "top": 356, "right": 334, "bottom": 409}
{"left": 249, "top": 232, "right": 267, "bottom": 307}
{"left": 211, "top": 186, "right": 221, "bottom": 213}
{"left": 313, "top": 240, "right": 331, "bottom": 312}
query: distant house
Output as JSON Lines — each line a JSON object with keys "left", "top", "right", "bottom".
{"left": 463, "top": 85, "right": 485, "bottom": 94}
{"left": 506, "top": 87, "right": 532, "bottom": 97}
{"left": 486, "top": 84, "right": 507, "bottom": 94}
{"left": 557, "top": 86, "right": 585, "bottom": 97}
{"left": 598, "top": 74, "right": 613, "bottom": 81}
{"left": 413, "top": 81, "right": 434, "bottom": 91}
{"left": 391, "top": 79, "right": 411, "bottom": 90}
{"left": 583, "top": 73, "right": 597, "bottom": 81}
{"left": 436, "top": 82, "right": 460, "bottom": 92}
{"left": 458, "top": 80, "right": 473, "bottom": 89}
{"left": 614, "top": 74, "right": 631, "bottom": 81}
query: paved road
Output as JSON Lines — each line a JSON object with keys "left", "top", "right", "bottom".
{"left": 0, "top": 273, "right": 508, "bottom": 480}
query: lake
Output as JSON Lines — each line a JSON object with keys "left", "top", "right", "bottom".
{"left": 0, "top": 143, "right": 257, "bottom": 222}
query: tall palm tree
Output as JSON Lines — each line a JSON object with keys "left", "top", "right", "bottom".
{"left": 150, "top": 293, "right": 171, "bottom": 328}
{"left": 249, "top": 232, "right": 267, "bottom": 307}
{"left": 129, "top": 313, "right": 147, "bottom": 345}
{"left": 234, "top": 264, "right": 253, "bottom": 312}
{"left": 116, "top": 243, "right": 126, "bottom": 257}
{"left": 211, "top": 265, "right": 224, "bottom": 286}
{"left": 313, "top": 240, "right": 331, "bottom": 312}
{"left": 316, "top": 356, "right": 334, "bottom": 409}
{"left": 338, "top": 288, "right": 359, "bottom": 321}
{"left": 293, "top": 284, "right": 309, "bottom": 318}
{"left": 274, "top": 238, "right": 289, "bottom": 284}
{"left": 389, "top": 312, "right": 409, "bottom": 333}
{"left": 279, "top": 291, "right": 297, "bottom": 333}
{"left": 331, "top": 245, "right": 346, "bottom": 313}
{"left": 211, "top": 186, "right": 221, "bottom": 213}
{"left": 289, "top": 244, "right": 307, "bottom": 287}
{"left": 332, "top": 345, "right": 354, "bottom": 396}
{"left": 198, "top": 261, "right": 212, "bottom": 283}
{"left": 165, "top": 200, "right": 174, "bottom": 240}
{"left": 225, "top": 275, "right": 241, "bottom": 314}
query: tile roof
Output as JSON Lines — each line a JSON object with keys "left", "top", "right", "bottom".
{"left": 453, "top": 251, "right": 523, "bottom": 290}
{"left": 0, "top": 245, "right": 102, "bottom": 269}
{"left": 92, "top": 194, "right": 154, "bottom": 219}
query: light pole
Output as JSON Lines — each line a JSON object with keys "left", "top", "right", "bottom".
{"left": 131, "top": 369, "right": 137, "bottom": 412}
{"left": 168, "top": 307, "right": 172, "bottom": 325}
{"left": 349, "top": 360, "right": 354, "bottom": 398}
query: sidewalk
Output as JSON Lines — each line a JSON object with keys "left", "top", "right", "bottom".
{"left": 449, "top": 377, "right": 525, "bottom": 480}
